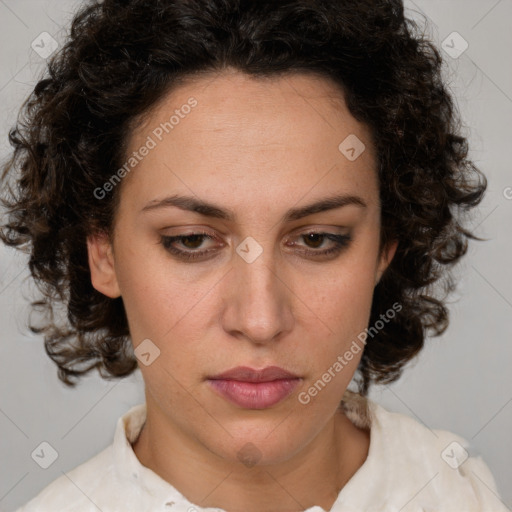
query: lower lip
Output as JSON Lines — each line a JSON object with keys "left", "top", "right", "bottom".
{"left": 207, "top": 378, "right": 301, "bottom": 409}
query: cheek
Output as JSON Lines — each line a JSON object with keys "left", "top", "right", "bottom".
{"left": 116, "top": 270, "right": 166, "bottom": 341}
{"left": 301, "top": 247, "right": 379, "bottom": 384}
{"left": 114, "top": 241, "right": 204, "bottom": 340}
{"left": 300, "top": 272, "right": 375, "bottom": 408}
{"left": 115, "top": 252, "right": 217, "bottom": 386}
{"left": 308, "top": 282, "right": 372, "bottom": 376}
{"left": 315, "top": 254, "right": 378, "bottom": 333}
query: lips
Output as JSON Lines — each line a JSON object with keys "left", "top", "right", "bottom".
{"left": 207, "top": 366, "right": 301, "bottom": 409}
{"left": 209, "top": 365, "right": 299, "bottom": 382}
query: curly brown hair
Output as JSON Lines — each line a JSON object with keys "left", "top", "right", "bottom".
{"left": 0, "top": 0, "right": 486, "bottom": 396}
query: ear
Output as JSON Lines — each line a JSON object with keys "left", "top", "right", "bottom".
{"left": 86, "top": 231, "right": 121, "bottom": 298}
{"left": 375, "top": 238, "right": 398, "bottom": 286}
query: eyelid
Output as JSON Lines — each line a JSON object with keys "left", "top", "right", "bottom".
{"left": 291, "top": 225, "right": 350, "bottom": 236}
{"left": 159, "top": 227, "right": 352, "bottom": 263}
{"left": 160, "top": 226, "right": 349, "bottom": 244}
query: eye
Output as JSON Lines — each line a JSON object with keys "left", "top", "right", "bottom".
{"left": 289, "top": 232, "right": 352, "bottom": 258}
{"left": 159, "top": 229, "right": 352, "bottom": 262}
{"left": 159, "top": 231, "right": 220, "bottom": 261}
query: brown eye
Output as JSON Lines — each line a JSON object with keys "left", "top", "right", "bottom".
{"left": 291, "top": 232, "right": 352, "bottom": 259}
{"left": 160, "top": 231, "right": 220, "bottom": 261}
{"left": 303, "top": 233, "right": 326, "bottom": 249}
{"left": 179, "top": 234, "right": 207, "bottom": 249}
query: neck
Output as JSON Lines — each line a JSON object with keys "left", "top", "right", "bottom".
{"left": 132, "top": 399, "right": 370, "bottom": 512}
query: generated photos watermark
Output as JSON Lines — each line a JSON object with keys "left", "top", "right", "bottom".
{"left": 298, "top": 301, "right": 403, "bottom": 405}
{"left": 93, "top": 97, "right": 198, "bottom": 200}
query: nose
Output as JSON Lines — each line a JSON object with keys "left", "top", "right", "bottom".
{"left": 220, "top": 244, "right": 294, "bottom": 345}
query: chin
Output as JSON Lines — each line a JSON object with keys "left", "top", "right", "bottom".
{"left": 201, "top": 422, "right": 309, "bottom": 468}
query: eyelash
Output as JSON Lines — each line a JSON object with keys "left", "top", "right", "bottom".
{"left": 159, "top": 231, "right": 351, "bottom": 262}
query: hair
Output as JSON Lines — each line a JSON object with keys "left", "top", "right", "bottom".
{"left": 0, "top": 0, "right": 486, "bottom": 396}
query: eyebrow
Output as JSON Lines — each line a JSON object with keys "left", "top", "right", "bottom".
{"left": 140, "top": 193, "right": 367, "bottom": 223}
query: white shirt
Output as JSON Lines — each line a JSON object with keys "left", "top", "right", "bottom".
{"left": 15, "top": 392, "right": 508, "bottom": 512}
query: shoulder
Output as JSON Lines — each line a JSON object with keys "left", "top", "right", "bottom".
{"left": 14, "top": 446, "right": 117, "bottom": 511}
{"left": 360, "top": 398, "right": 508, "bottom": 511}
{"left": 14, "top": 403, "right": 150, "bottom": 512}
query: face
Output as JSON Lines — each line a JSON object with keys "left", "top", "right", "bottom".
{"left": 88, "top": 68, "right": 396, "bottom": 466}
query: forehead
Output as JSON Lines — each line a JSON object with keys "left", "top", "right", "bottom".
{"left": 120, "top": 69, "right": 378, "bottom": 215}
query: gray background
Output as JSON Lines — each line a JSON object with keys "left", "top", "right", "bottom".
{"left": 0, "top": 0, "right": 511, "bottom": 510}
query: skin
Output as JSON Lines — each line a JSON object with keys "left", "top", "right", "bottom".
{"left": 87, "top": 67, "right": 397, "bottom": 512}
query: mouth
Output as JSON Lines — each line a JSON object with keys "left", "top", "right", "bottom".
{"left": 207, "top": 366, "right": 302, "bottom": 409}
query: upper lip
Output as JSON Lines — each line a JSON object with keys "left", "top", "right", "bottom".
{"left": 209, "top": 366, "right": 299, "bottom": 382}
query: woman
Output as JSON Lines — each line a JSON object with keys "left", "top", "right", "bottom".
{"left": 1, "top": 0, "right": 507, "bottom": 510}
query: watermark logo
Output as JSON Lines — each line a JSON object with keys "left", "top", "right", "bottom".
{"left": 31, "top": 441, "right": 59, "bottom": 469}
{"left": 338, "top": 134, "right": 366, "bottom": 161}
{"left": 442, "top": 31, "right": 469, "bottom": 59}
{"left": 236, "top": 237, "right": 263, "bottom": 264}
{"left": 237, "top": 442, "right": 262, "bottom": 468}
{"left": 134, "top": 338, "right": 161, "bottom": 366}
{"left": 31, "top": 32, "right": 58, "bottom": 59}
{"left": 441, "top": 441, "right": 469, "bottom": 469}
